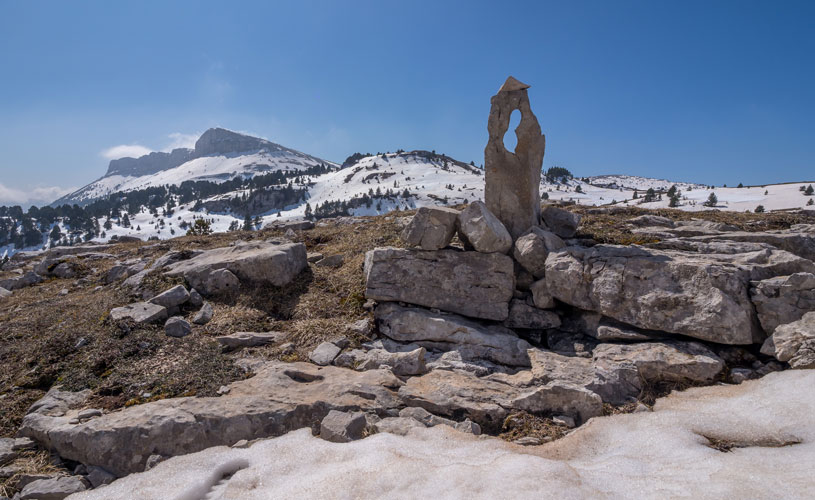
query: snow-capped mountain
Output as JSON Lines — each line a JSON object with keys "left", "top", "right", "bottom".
{"left": 55, "top": 128, "right": 338, "bottom": 205}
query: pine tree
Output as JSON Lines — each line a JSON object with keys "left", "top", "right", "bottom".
{"left": 304, "top": 203, "right": 313, "bottom": 221}
{"left": 755, "top": 205, "right": 765, "bottom": 213}
{"left": 704, "top": 192, "right": 718, "bottom": 207}
{"left": 806, "top": 185, "right": 814, "bottom": 196}
{"left": 243, "top": 214, "right": 253, "bottom": 231}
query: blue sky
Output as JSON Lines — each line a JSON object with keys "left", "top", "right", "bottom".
{"left": 1, "top": 0, "right": 813, "bottom": 206}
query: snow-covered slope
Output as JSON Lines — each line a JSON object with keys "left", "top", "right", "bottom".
{"left": 55, "top": 128, "right": 337, "bottom": 205}
{"left": 587, "top": 174, "right": 705, "bottom": 192}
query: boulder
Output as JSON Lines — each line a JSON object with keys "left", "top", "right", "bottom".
{"left": 0, "top": 271, "right": 41, "bottom": 291}
{"left": 164, "top": 240, "right": 307, "bottom": 295}
{"left": 319, "top": 411, "right": 368, "bottom": 443}
{"left": 457, "top": 201, "right": 512, "bottom": 254}
{"left": 513, "top": 227, "right": 565, "bottom": 278}
{"left": 529, "top": 279, "right": 555, "bottom": 309}
{"left": 19, "top": 362, "right": 404, "bottom": 476}
{"left": 188, "top": 288, "right": 204, "bottom": 307}
{"left": 309, "top": 342, "right": 341, "bottom": 366}
{"left": 545, "top": 244, "right": 815, "bottom": 344}
{"left": 192, "top": 302, "right": 213, "bottom": 325}
{"left": 503, "top": 299, "right": 561, "bottom": 329}
{"left": 375, "top": 303, "right": 532, "bottom": 366}
{"left": 592, "top": 341, "right": 724, "bottom": 386}
{"left": 334, "top": 347, "right": 427, "bottom": 376}
{"left": 148, "top": 285, "right": 190, "bottom": 309}
{"left": 541, "top": 205, "right": 581, "bottom": 238}
{"left": 484, "top": 77, "right": 545, "bottom": 239}
{"left": 751, "top": 273, "right": 815, "bottom": 334}
{"left": 216, "top": 331, "right": 285, "bottom": 350}
{"left": 668, "top": 230, "right": 815, "bottom": 262}
{"left": 19, "top": 476, "right": 86, "bottom": 500}
{"left": 204, "top": 269, "right": 240, "bottom": 294}
{"left": 761, "top": 312, "right": 815, "bottom": 363}
{"left": 364, "top": 247, "right": 515, "bottom": 321}
{"left": 789, "top": 339, "right": 815, "bottom": 369}
{"left": 109, "top": 302, "right": 168, "bottom": 324}
{"left": 401, "top": 207, "right": 460, "bottom": 250}
{"left": 164, "top": 317, "right": 191, "bottom": 338}
{"left": 627, "top": 215, "right": 674, "bottom": 228}
{"left": 373, "top": 416, "right": 426, "bottom": 436}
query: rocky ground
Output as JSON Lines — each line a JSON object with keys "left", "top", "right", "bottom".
{"left": 1, "top": 205, "right": 814, "bottom": 499}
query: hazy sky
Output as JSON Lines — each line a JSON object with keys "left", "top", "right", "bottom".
{"left": 1, "top": 0, "right": 813, "bottom": 206}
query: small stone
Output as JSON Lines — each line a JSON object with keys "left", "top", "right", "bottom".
{"left": 315, "top": 254, "right": 344, "bottom": 268}
{"left": 74, "top": 337, "right": 88, "bottom": 349}
{"left": 86, "top": 465, "right": 116, "bottom": 488}
{"left": 148, "top": 284, "right": 190, "bottom": 309}
{"left": 307, "top": 252, "right": 324, "bottom": 263}
{"left": 634, "top": 403, "right": 651, "bottom": 413}
{"left": 12, "top": 437, "right": 36, "bottom": 452}
{"left": 109, "top": 302, "right": 168, "bottom": 324}
{"left": 59, "top": 288, "right": 69, "bottom": 296}
{"left": 553, "top": 415, "right": 575, "bottom": 428}
{"left": 541, "top": 205, "right": 582, "bottom": 238}
{"left": 309, "top": 342, "right": 341, "bottom": 366}
{"left": 232, "top": 439, "right": 249, "bottom": 448}
{"left": 164, "top": 317, "right": 192, "bottom": 338}
{"left": 513, "top": 436, "right": 542, "bottom": 446}
{"left": 19, "top": 476, "right": 87, "bottom": 500}
{"left": 457, "top": 201, "right": 512, "bottom": 254}
{"left": 77, "top": 408, "right": 102, "bottom": 420}
{"left": 319, "top": 410, "right": 368, "bottom": 443}
{"left": 216, "top": 331, "right": 284, "bottom": 350}
{"left": 188, "top": 288, "right": 204, "bottom": 308}
{"left": 192, "top": 302, "right": 213, "bottom": 325}
{"left": 513, "top": 227, "right": 565, "bottom": 278}
{"left": 144, "top": 455, "right": 166, "bottom": 471}
{"left": 730, "top": 368, "right": 754, "bottom": 384}
{"left": 347, "top": 319, "right": 372, "bottom": 337}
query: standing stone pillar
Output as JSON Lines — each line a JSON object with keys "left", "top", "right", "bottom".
{"left": 484, "top": 76, "right": 545, "bottom": 239}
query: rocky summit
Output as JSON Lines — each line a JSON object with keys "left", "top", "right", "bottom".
{"left": 1, "top": 78, "right": 814, "bottom": 499}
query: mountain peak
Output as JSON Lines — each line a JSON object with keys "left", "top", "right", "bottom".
{"left": 194, "top": 128, "right": 279, "bottom": 157}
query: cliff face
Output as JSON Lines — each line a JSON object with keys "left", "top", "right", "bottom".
{"left": 105, "top": 148, "right": 194, "bottom": 177}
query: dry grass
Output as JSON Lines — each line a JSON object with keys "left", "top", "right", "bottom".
{"left": 498, "top": 411, "right": 570, "bottom": 443}
{"left": 0, "top": 449, "right": 65, "bottom": 497}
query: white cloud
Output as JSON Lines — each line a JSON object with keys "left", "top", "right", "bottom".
{"left": 163, "top": 132, "right": 200, "bottom": 151}
{"left": 0, "top": 182, "right": 76, "bottom": 207}
{"left": 100, "top": 144, "right": 153, "bottom": 160}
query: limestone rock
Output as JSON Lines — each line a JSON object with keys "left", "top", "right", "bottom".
{"left": 668, "top": 230, "right": 815, "bottom": 262}
{"left": 192, "top": 302, "right": 213, "bottom": 325}
{"left": 0, "top": 439, "right": 16, "bottom": 466}
{"left": 216, "top": 331, "right": 284, "bottom": 350}
{"left": 751, "top": 273, "right": 815, "bottom": 334}
{"left": 334, "top": 347, "right": 427, "bottom": 376}
{"left": 0, "top": 287, "right": 10, "bottom": 299}
{"left": 364, "top": 247, "right": 515, "bottom": 321}
{"left": 545, "top": 244, "right": 815, "bottom": 344}
{"left": 513, "top": 227, "right": 565, "bottom": 278}
{"left": 19, "top": 362, "right": 404, "bottom": 476}
{"left": 164, "top": 240, "right": 307, "bottom": 295}
{"left": 761, "top": 311, "right": 815, "bottom": 362}
{"left": 627, "top": 215, "right": 674, "bottom": 228}
{"left": 373, "top": 416, "right": 426, "bottom": 436}
{"left": 19, "top": 476, "right": 86, "bottom": 500}
{"left": 484, "top": 77, "right": 545, "bottom": 239}
{"left": 401, "top": 207, "right": 460, "bottom": 250}
{"left": 148, "top": 284, "right": 190, "bottom": 309}
{"left": 164, "top": 317, "right": 191, "bottom": 338}
{"left": 504, "top": 299, "right": 561, "bottom": 329}
{"left": 310, "top": 342, "right": 341, "bottom": 366}
{"left": 319, "top": 410, "right": 368, "bottom": 443}
{"left": 592, "top": 342, "right": 724, "bottom": 386}
{"left": 457, "top": 201, "right": 512, "bottom": 254}
{"left": 0, "top": 271, "right": 41, "bottom": 291}
{"left": 789, "top": 339, "right": 815, "bottom": 369}
{"left": 398, "top": 407, "right": 481, "bottom": 435}
{"left": 188, "top": 288, "right": 204, "bottom": 307}
{"left": 541, "top": 205, "right": 581, "bottom": 239}
{"left": 529, "top": 278, "right": 555, "bottom": 309}
{"left": 109, "top": 302, "right": 168, "bottom": 324}
{"left": 87, "top": 466, "right": 116, "bottom": 488}
{"left": 315, "top": 254, "right": 344, "bottom": 268}
{"left": 375, "top": 303, "right": 532, "bottom": 366}
{"left": 204, "top": 269, "right": 240, "bottom": 294}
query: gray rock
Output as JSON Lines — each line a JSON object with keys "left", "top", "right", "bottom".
{"left": 76, "top": 409, "right": 102, "bottom": 420}
{"left": 364, "top": 247, "right": 515, "bottom": 321}
{"left": 204, "top": 269, "right": 240, "bottom": 294}
{"left": 503, "top": 299, "right": 561, "bottom": 329}
{"left": 561, "top": 311, "right": 666, "bottom": 342}
{"left": 148, "top": 285, "right": 190, "bottom": 309}
{"left": 484, "top": 76, "right": 544, "bottom": 239}
{"left": 271, "top": 220, "right": 314, "bottom": 232}
{"left": 553, "top": 415, "right": 575, "bottom": 428}
{"left": 19, "top": 363, "right": 404, "bottom": 476}
{"left": 376, "top": 303, "right": 532, "bottom": 366}
{"left": 215, "top": 331, "right": 284, "bottom": 350}
{"left": 729, "top": 367, "right": 755, "bottom": 384}
{"left": 541, "top": 205, "right": 581, "bottom": 238}
{"left": 751, "top": 273, "right": 815, "bottom": 334}
{"left": 188, "top": 288, "right": 204, "bottom": 308}
{"left": 164, "top": 240, "right": 307, "bottom": 295}
{"left": 334, "top": 347, "right": 427, "bottom": 376}
{"left": 0, "top": 287, "right": 10, "bottom": 298}
{"left": 164, "top": 317, "right": 191, "bottom": 338}
{"left": 592, "top": 341, "right": 725, "bottom": 386}
{"left": 104, "top": 265, "right": 129, "bottom": 284}
{"left": 319, "top": 411, "right": 368, "bottom": 443}
{"left": 401, "top": 206, "right": 460, "bottom": 250}
{"left": 109, "top": 302, "right": 168, "bottom": 324}
{"left": 373, "top": 416, "right": 426, "bottom": 436}
{"left": 761, "top": 312, "right": 815, "bottom": 362}
{"left": 513, "top": 436, "right": 542, "bottom": 446}
{"left": 122, "top": 269, "right": 149, "bottom": 289}
{"left": 513, "top": 227, "right": 565, "bottom": 278}
{"left": 668, "top": 230, "right": 815, "bottom": 262}
{"left": 307, "top": 252, "right": 324, "bottom": 263}
{"left": 789, "top": 339, "right": 815, "bottom": 369}
{"left": 315, "top": 254, "right": 344, "bottom": 268}
{"left": 545, "top": 244, "right": 815, "bottom": 344}
{"left": 627, "top": 215, "right": 675, "bottom": 228}
{"left": 398, "top": 407, "right": 481, "bottom": 435}
{"left": 0, "top": 271, "right": 41, "bottom": 291}
{"left": 457, "top": 201, "right": 512, "bottom": 254}
{"left": 192, "top": 302, "right": 213, "bottom": 325}
{"left": 51, "top": 262, "right": 78, "bottom": 279}
{"left": 0, "top": 439, "right": 16, "bottom": 466}
{"left": 309, "top": 342, "right": 341, "bottom": 366}
{"left": 86, "top": 466, "right": 116, "bottom": 488}
{"left": 529, "top": 279, "right": 555, "bottom": 309}
{"left": 19, "top": 476, "right": 86, "bottom": 500}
